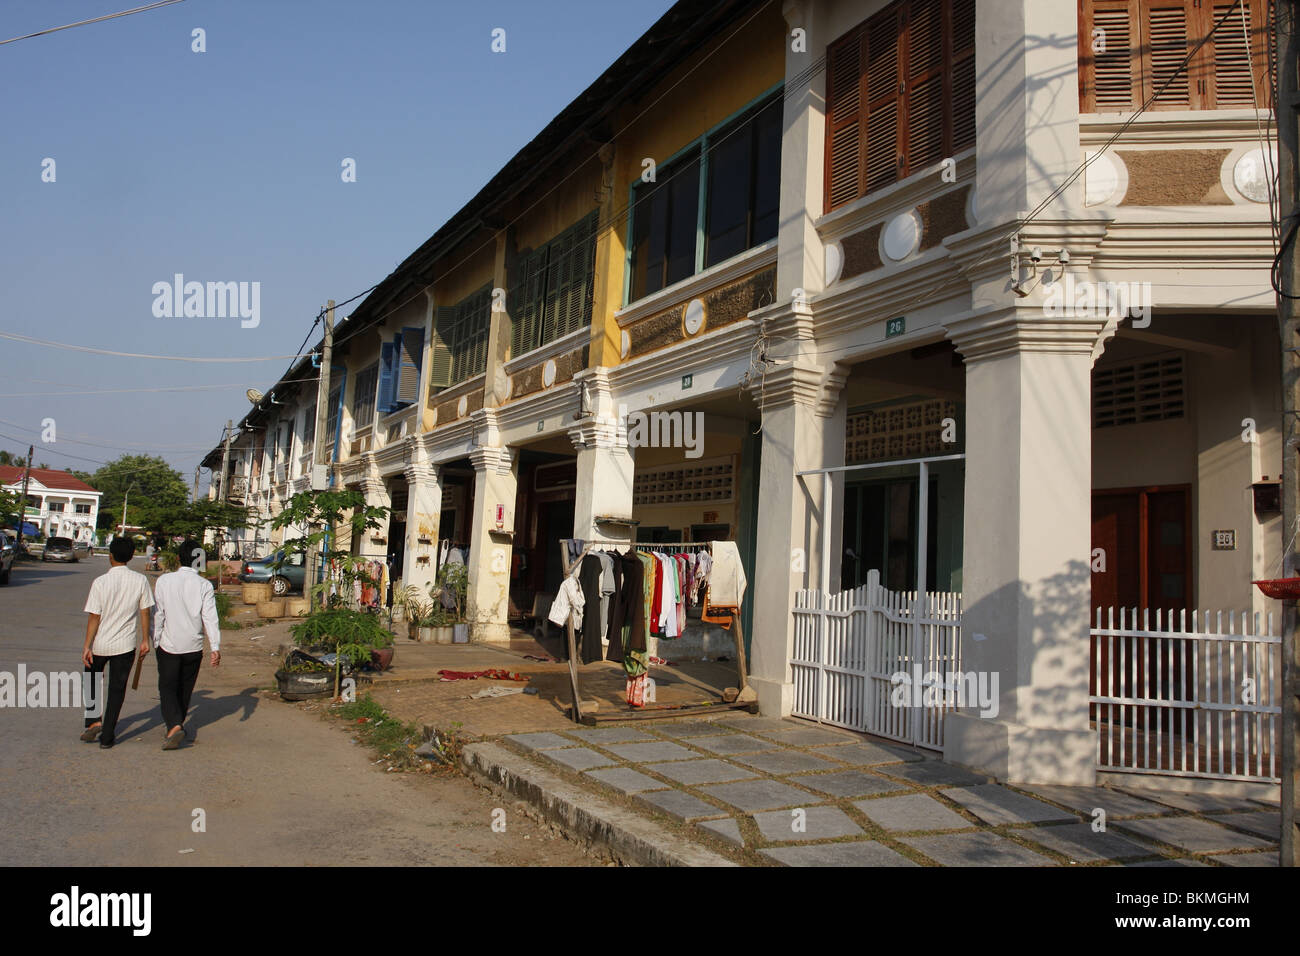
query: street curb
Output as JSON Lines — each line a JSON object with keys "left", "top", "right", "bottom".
{"left": 460, "top": 742, "right": 735, "bottom": 867}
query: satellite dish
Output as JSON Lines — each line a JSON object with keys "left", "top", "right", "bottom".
{"left": 246, "top": 388, "right": 264, "bottom": 404}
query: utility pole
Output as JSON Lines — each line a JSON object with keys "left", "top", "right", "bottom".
{"left": 307, "top": 301, "right": 334, "bottom": 611}
{"left": 1278, "top": 0, "right": 1298, "bottom": 868}
{"left": 219, "top": 419, "right": 233, "bottom": 501}
{"left": 13, "top": 445, "right": 33, "bottom": 552}
{"left": 192, "top": 466, "right": 200, "bottom": 503}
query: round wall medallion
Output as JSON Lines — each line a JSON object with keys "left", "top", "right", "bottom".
{"left": 1233, "top": 147, "right": 1274, "bottom": 203}
{"left": 1084, "top": 151, "right": 1120, "bottom": 206}
{"left": 456, "top": 395, "right": 468, "bottom": 418}
{"left": 620, "top": 329, "right": 630, "bottom": 359}
{"left": 542, "top": 358, "right": 557, "bottom": 388}
{"left": 683, "top": 298, "right": 706, "bottom": 336}
{"left": 824, "top": 242, "right": 844, "bottom": 285}
{"left": 880, "top": 210, "right": 921, "bottom": 262}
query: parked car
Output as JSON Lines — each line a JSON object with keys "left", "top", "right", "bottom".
{"left": 238, "top": 550, "right": 305, "bottom": 596}
{"left": 0, "top": 533, "right": 14, "bottom": 585}
{"left": 42, "top": 536, "right": 80, "bottom": 563}
{"left": 71, "top": 540, "right": 92, "bottom": 560}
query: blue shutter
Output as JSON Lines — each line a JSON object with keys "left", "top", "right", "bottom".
{"left": 379, "top": 341, "right": 396, "bottom": 413}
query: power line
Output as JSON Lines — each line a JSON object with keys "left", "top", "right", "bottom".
{"left": 0, "top": 375, "right": 322, "bottom": 398}
{"left": 0, "top": 0, "right": 185, "bottom": 46}
{"left": 0, "top": 330, "right": 311, "bottom": 363}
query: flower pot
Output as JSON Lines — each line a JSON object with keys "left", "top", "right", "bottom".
{"left": 370, "top": 647, "right": 395, "bottom": 671}
{"left": 433, "top": 626, "right": 454, "bottom": 645}
{"left": 257, "top": 599, "right": 286, "bottom": 619}
{"left": 452, "top": 622, "right": 469, "bottom": 644}
{"left": 408, "top": 622, "right": 419, "bottom": 641}
{"left": 417, "top": 626, "right": 437, "bottom": 644}
{"left": 391, "top": 604, "right": 406, "bottom": 624}
{"left": 242, "top": 582, "right": 271, "bottom": 605}
{"left": 275, "top": 668, "right": 334, "bottom": 701}
{"left": 284, "top": 597, "right": 310, "bottom": 618}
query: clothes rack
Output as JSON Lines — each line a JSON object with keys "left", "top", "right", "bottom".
{"left": 555, "top": 538, "right": 754, "bottom": 724}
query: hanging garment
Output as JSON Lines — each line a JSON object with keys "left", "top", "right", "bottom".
{"left": 656, "top": 554, "right": 679, "bottom": 638}
{"left": 636, "top": 551, "right": 656, "bottom": 656}
{"left": 566, "top": 538, "right": 585, "bottom": 564}
{"left": 606, "top": 556, "right": 625, "bottom": 664}
{"left": 439, "top": 540, "right": 451, "bottom": 570}
{"left": 547, "top": 567, "right": 585, "bottom": 630}
{"left": 692, "top": 550, "right": 712, "bottom": 605}
{"left": 596, "top": 551, "right": 616, "bottom": 642}
{"left": 648, "top": 552, "right": 663, "bottom": 636}
{"left": 579, "top": 553, "right": 606, "bottom": 665}
{"left": 709, "top": 541, "right": 747, "bottom": 606}
{"left": 626, "top": 673, "right": 648, "bottom": 707}
{"left": 447, "top": 547, "right": 466, "bottom": 567}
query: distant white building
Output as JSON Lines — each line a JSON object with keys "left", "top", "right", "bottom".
{"left": 0, "top": 466, "right": 101, "bottom": 542}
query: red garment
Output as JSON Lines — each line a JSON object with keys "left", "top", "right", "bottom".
{"left": 437, "top": 668, "right": 529, "bottom": 681}
{"left": 648, "top": 555, "right": 662, "bottom": 636}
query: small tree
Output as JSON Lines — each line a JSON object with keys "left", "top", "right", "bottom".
{"left": 271, "top": 489, "right": 389, "bottom": 611}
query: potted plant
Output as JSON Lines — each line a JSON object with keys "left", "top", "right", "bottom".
{"left": 434, "top": 562, "right": 469, "bottom": 643}
{"left": 289, "top": 607, "right": 397, "bottom": 689}
{"left": 397, "top": 584, "right": 427, "bottom": 641}
{"left": 274, "top": 650, "right": 335, "bottom": 700}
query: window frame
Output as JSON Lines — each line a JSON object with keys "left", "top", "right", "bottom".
{"left": 623, "top": 83, "right": 784, "bottom": 306}
{"left": 351, "top": 363, "right": 379, "bottom": 430}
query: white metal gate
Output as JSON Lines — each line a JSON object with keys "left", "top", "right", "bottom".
{"left": 791, "top": 569, "right": 962, "bottom": 750}
{"left": 1090, "top": 607, "right": 1282, "bottom": 783}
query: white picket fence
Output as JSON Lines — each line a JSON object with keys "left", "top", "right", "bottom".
{"left": 1090, "top": 607, "right": 1282, "bottom": 783}
{"left": 791, "top": 569, "right": 962, "bottom": 751}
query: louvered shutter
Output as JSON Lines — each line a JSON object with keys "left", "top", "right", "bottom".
{"left": 1209, "top": 1, "right": 1269, "bottom": 108}
{"left": 510, "top": 248, "right": 547, "bottom": 358}
{"left": 542, "top": 227, "right": 573, "bottom": 345}
{"left": 397, "top": 326, "right": 423, "bottom": 405}
{"left": 864, "top": 3, "right": 904, "bottom": 194}
{"left": 378, "top": 341, "right": 396, "bottom": 413}
{"left": 1143, "top": 1, "right": 1195, "bottom": 108}
{"left": 908, "top": 0, "right": 946, "bottom": 172}
{"left": 1081, "top": 1, "right": 1141, "bottom": 112}
{"left": 825, "top": 29, "right": 864, "bottom": 212}
{"left": 429, "top": 307, "right": 454, "bottom": 389}
{"left": 950, "top": 0, "right": 976, "bottom": 151}
{"left": 469, "top": 286, "right": 491, "bottom": 378}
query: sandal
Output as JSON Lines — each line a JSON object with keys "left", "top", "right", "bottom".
{"left": 80, "top": 724, "right": 102, "bottom": 743}
{"left": 162, "top": 728, "right": 184, "bottom": 750}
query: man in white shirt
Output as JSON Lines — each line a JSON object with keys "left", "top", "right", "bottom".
{"left": 81, "top": 537, "right": 154, "bottom": 749}
{"left": 151, "top": 539, "right": 221, "bottom": 750}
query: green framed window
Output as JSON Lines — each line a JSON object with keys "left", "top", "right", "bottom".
{"left": 510, "top": 210, "right": 599, "bottom": 358}
{"left": 626, "top": 86, "right": 782, "bottom": 304}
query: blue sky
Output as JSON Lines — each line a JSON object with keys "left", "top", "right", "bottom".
{"left": 0, "top": 0, "right": 667, "bottom": 484}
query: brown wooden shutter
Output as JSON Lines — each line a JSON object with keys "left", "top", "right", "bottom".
{"left": 1081, "top": 1, "right": 1141, "bottom": 112}
{"left": 864, "top": 2, "right": 904, "bottom": 195}
{"left": 1208, "top": 0, "right": 1270, "bottom": 108}
{"left": 825, "top": 29, "right": 863, "bottom": 212}
{"left": 907, "top": 0, "right": 947, "bottom": 173}
{"left": 950, "top": 0, "right": 977, "bottom": 152}
{"left": 1142, "top": 1, "right": 1196, "bottom": 108}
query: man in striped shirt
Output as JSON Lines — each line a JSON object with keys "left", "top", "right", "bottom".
{"left": 81, "top": 537, "right": 154, "bottom": 749}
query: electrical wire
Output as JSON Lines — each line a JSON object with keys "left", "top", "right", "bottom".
{"left": 0, "top": 0, "right": 184, "bottom": 46}
{"left": 0, "top": 330, "right": 311, "bottom": 363}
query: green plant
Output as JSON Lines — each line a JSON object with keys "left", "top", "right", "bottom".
{"left": 159, "top": 552, "right": 180, "bottom": 572}
{"left": 290, "top": 608, "right": 394, "bottom": 651}
{"left": 434, "top": 561, "right": 468, "bottom": 623}
{"left": 213, "top": 591, "right": 244, "bottom": 630}
{"left": 270, "top": 489, "right": 389, "bottom": 612}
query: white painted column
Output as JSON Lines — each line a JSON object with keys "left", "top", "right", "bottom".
{"left": 945, "top": 309, "right": 1108, "bottom": 786}
{"left": 569, "top": 368, "right": 635, "bottom": 546}
{"left": 466, "top": 441, "right": 517, "bottom": 644}
{"left": 403, "top": 456, "right": 441, "bottom": 596}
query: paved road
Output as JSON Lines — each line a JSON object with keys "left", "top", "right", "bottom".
{"left": 0, "top": 557, "right": 597, "bottom": 866}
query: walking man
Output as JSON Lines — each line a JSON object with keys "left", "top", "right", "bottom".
{"left": 151, "top": 539, "right": 221, "bottom": 750}
{"left": 81, "top": 537, "right": 154, "bottom": 749}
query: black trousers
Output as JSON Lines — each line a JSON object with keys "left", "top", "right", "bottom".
{"left": 84, "top": 650, "right": 135, "bottom": 744}
{"left": 156, "top": 648, "right": 203, "bottom": 731}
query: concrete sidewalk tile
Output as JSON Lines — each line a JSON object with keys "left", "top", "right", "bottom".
{"left": 689, "top": 734, "right": 777, "bottom": 755}
{"left": 606, "top": 741, "right": 698, "bottom": 763}
{"left": 821, "top": 742, "right": 924, "bottom": 766}
{"left": 1214, "top": 850, "right": 1278, "bottom": 867}
{"left": 760, "top": 726, "right": 859, "bottom": 747}
{"left": 584, "top": 767, "right": 671, "bottom": 795}
{"left": 877, "top": 760, "right": 989, "bottom": 787}
{"left": 941, "top": 785, "right": 1077, "bottom": 826}
{"left": 1126, "top": 858, "right": 1208, "bottom": 867}
{"left": 791, "top": 770, "right": 909, "bottom": 798}
{"left": 696, "top": 817, "right": 745, "bottom": 847}
{"left": 1116, "top": 816, "right": 1274, "bottom": 854}
{"left": 1021, "top": 823, "right": 1154, "bottom": 863}
{"left": 753, "top": 806, "right": 865, "bottom": 843}
{"left": 1125, "top": 790, "right": 1260, "bottom": 815}
{"left": 646, "top": 758, "right": 758, "bottom": 785}
{"left": 1022, "top": 785, "right": 1173, "bottom": 819}
{"left": 506, "top": 731, "right": 577, "bottom": 751}
{"left": 762, "top": 841, "right": 919, "bottom": 867}
{"left": 700, "top": 779, "right": 822, "bottom": 812}
{"left": 544, "top": 747, "right": 617, "bottom": 771}
{"left": 1215, "top": 811, "right": 1281, "bottom": 840}
{"left": 654, "top": 720, "right": 732, "bottom": 738}
{"left": 902, "top": 831, "right": 1056, "bottom": 866}
{"left": 717, "top": 716, "right": 793, "bottom": 733}
{"left": 568, "top": 727, "right": 657, "bottom": 745}
{"left": 734, "top": 750, "right": 840, "bottom": 774}
{"left": 854, "top": 792, "right": 970, "bottom": 831}
{"left": 636, "top": 789, "right": 729, "bottom": 823}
